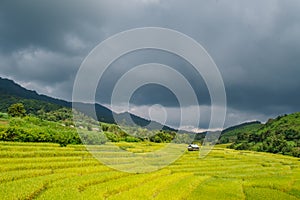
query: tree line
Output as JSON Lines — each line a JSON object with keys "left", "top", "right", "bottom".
{"left": 0, "top": 103, "right": 193, "bottom": 146}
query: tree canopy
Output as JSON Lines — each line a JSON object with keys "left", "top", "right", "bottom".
{"left": 8, "top": 103, "right": 26, "bottom": 117}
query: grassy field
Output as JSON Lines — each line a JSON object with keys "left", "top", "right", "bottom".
{"left": 0, "top": 142, "right": 300, "bottom": 200}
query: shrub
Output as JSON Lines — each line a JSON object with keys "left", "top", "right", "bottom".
{"left": 291, "top": 148, "right": 300, "bottom": 157}
{"left": 80, "top": 132, "right": 107, "bottom": 145}
{"left": 235, "top": 142, "right": 249, "bottom": 150}
{"left": 125, "top": 136, "right": 140, "bottom": 142}
{"left": 104, "top": 131, "right": 119, "bottom": 142}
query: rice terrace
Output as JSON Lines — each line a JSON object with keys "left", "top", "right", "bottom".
{"left": 0, "top": 141, "right": 300, "bottom": 200}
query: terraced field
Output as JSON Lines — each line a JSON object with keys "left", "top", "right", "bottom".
{"left": 0, "top": 142, "right": 300, "bottom": 200}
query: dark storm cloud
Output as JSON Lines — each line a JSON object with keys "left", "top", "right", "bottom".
{"left": 0, "top": 0, "right": 300, "bottom": 128}
{"left": 0, "top": 0, "right": 107, "bottom": 54}
{"left": 96, "top": 49, "right": 210, "bottom": 107}
{"left": 0, "top": 0, "right": 109, "bottom": 98}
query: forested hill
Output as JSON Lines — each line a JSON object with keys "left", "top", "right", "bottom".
{"left": 0, "top": 77, "right": 70, "bottom": 107}
{"left": 0, "top": 77, "right": 68, "bottom": 114}
{"left": 228, "top": 112, "right": 300, "bottom": 157}
{"left": 0, "top": 77, "right": 175, "bottom": 131}
{"left": 219, "top": 121, "right": 263, "bottom": 144}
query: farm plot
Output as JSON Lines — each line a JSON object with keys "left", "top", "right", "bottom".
{"left": 0, "top": 142, "right": 299, "bottom": 199}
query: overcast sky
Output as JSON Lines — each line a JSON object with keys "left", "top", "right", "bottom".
{"left": 1, "top": 0, "right": 300, "bottom": 130}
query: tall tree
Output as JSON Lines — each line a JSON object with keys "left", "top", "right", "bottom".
{"left": 8, "top": 103, "right": 26, "bottom": 117}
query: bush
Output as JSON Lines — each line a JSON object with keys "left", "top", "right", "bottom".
{"left": 150, "top": 131, "right": 174, "bottom": 143}
{"left": 291, "top": 148, "right": 300, "bottom": 157}
{"left": 104, "top": 131, "right": 119, "bottom": 142}
{"left": 235, "top": 142, "right": 249, "bottom": 150}
{"left": 150, "top": 135, "right": 163, "bottom": 143}
{"left": 125, "top": 136, "right": 140, "bottom": 142}
{"left": 80, "top": 131, "right": 107, "bottom": 145}
{"left": 0, "top": 112, "right": 8, "bottom": 119}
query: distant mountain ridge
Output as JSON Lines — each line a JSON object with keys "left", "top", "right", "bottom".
{"left": 0, "top": 77, "right": 175, "bottom": 131}
{"left": 0, "top": 77, "right": 70, "bottom": 107}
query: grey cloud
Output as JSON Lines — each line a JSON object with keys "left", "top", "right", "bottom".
{"left": 0, "top": 0, "right": 300, "bottom": 128}
{"left": 0, "top": 0, "right": 107, "bottom": 54}
{"left": 96, "top": 49, "right": 210, "bottom": 107}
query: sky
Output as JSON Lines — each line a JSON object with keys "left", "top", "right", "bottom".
{"left": 0, "top": 0, "right": 300, "bottom": 131}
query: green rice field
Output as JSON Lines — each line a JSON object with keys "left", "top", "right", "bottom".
{"left": 0, "top": 142, "right": 300, "bottom": 200}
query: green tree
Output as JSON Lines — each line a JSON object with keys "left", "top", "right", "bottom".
{"left": 8, "top": 103, "right": 26, "bottom": 117}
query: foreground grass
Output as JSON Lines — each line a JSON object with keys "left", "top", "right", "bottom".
{"left": 0, "top": 142, "right": 299, "bottom": 199}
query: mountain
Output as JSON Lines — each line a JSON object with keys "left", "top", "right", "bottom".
{"left": 0, "top": 77, "right": 175, "bottom": 131}
{"left": 0, "top": 77, "right": 70, "bottom": 107}
{"left": 228, "top": 112, "right": 300, "bottom": 157}
{"left": 115, "top": 112, "right": 177, "bottom": 131}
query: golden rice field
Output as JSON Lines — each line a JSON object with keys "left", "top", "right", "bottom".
{"left": 0, "top": 141, "right": 300, "bottom": 200}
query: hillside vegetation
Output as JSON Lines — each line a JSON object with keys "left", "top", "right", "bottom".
{"left": 0, "top": 77, "right": 175, "bottom": 130}
{"left": 0, "top": 114, "right": 82, "bottom": 146}
{"left": 0, "top": 106, "right": 192, "bottom": 146}
{"left": 229, "top": 112, "right": 300, "bottom": 157}
{"left": 219, "top": 121, "right": 263, "bottom": 144}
